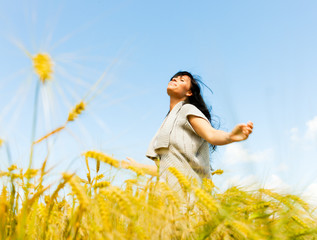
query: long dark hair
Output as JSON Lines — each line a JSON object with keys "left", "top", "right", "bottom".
{"left": 170, "top": 71, "right": 217, "bottom": 151}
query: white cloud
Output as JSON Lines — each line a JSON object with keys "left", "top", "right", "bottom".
{"left": 223, "top": 144, "right": 274, "bottom": 165}
{"left": 218, "top": 175, "right": 317, "bottom": 208}
{"left": 290, "top": 127, "right": 299, "bottom": 141}
{"left": 262, "top": 174, "right": 291, "bottom": 192}
{"left": 275, "top": 162, "right": 289, "bottom": 172}
{"left": 220, "top": 174, "right": 291, "bottom": 192}
{"left": 291, "top": 116, "right": 317, "bottom": 143}
{"left": 302, "top": 183, "right": 317, "bottom": 207}
{"left": 225, "top": 174, "right": 259, "bottom": 188}
{"left": 305, "top": 116, "right": 317, "bottom": 140}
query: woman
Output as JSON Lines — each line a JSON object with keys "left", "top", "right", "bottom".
{"left": 123, "top": 71, "right": 253, "bottom": 188}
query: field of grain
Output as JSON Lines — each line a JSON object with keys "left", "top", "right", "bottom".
{"left": 0, "top": 52, "right": 316, "bottom": 240}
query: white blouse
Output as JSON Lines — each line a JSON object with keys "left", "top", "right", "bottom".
{"left": 146, "top": 101, "right": 211, "bottom": 188}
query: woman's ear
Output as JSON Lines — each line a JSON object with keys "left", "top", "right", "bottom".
{"left": 186, "top": 90, "right": 193, "bottom": 97}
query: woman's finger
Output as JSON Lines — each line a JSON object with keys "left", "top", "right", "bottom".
{"left": 247, "top": 122, "right": 254, "bottom": 129}
{"left": 120, "top": 160, "right": 130, "bottom": 168}
{"left": 245, "top": 127, "right": 252, "bottom": 132}
{"left": 126, "top": 157, "right": 136, "bottom": 163}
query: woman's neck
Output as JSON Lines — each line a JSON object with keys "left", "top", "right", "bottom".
{"left": 169, "top": 97, "right": 186, "bottom": 111}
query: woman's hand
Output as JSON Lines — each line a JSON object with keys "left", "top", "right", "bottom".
{"left": 229, "top": 121, "right": 253, "bottom": 142}
{"left": 120, "top": 157, "right": 139, "bottom": 169}
{"left": 121, "top": 157, "right": 158, "bottom": 176}
{"left": 188, "top": 116, "right": 254, "bottom": 145}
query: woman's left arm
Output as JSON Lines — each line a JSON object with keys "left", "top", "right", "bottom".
{"left": 188, "top": 116, "right": 253, "bottom": 145}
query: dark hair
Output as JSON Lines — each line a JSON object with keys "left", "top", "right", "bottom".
{"left": 170, "top": 71, "right": 217, "bottom": 152}
{"left": 170, "top": 71, "right": 212, "bottom": 120}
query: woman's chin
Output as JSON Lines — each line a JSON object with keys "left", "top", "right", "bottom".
{"left": 167, "top": 89, "right": 178, "bottom": 97}
{"left": 166, "top": 88, "right": 173, "bottom": 95}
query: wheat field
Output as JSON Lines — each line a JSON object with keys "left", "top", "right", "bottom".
{"left": 0, "top": 52, "right": 316, "bottom": 240}
{"left": 1, "top": 155, "right": 317, "bottom": 239}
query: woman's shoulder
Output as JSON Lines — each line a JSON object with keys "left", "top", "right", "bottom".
{"left": 179, "top": 103, "right": 207, "bottom": 120}
{"left": 180, "top": 103, "right": 201, "bottom": 113}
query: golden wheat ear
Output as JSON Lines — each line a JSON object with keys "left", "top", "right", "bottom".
{"left": 33, "top": 100, "right": 87, "bottom": 145}
{"left": 212, "top": 169, "right": 224, "bottom": 176}
{"left": 82, "top": 151, "right": 120, "bottom": 168}
{"left": 67, "top": 101, "right": 86, "bottom": 122}
{"left": 168, "top": 167, "right": 191, "bottom": 190}
{"left": 32, "top": 53, "right": 54, "bottom": 83}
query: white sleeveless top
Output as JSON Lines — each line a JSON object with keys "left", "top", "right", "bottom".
{"left": 146, "top": 101, "right": 211, "bottom": 188}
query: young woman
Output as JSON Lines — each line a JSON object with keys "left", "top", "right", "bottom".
{"left": 122, "top": 71, "right": 253, "bottom": 187}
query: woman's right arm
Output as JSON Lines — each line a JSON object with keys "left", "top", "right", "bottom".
{"left": 121, "top": 157, "right": 159, "bottom": 176}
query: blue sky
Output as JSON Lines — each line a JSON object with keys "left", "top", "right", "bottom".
{"left": 0, "top": 0, "right": 317, "bottom": 202}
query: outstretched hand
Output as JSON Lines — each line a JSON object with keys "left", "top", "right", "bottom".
{"left": 229, "top": 121, "right": 253, "bottom": 142}
{"left": 120, "top": 157, "right": 139, "bottom": 169}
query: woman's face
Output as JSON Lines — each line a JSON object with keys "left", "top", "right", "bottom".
{"left": 167, "top": 75, "right": 192, "bottom": 99}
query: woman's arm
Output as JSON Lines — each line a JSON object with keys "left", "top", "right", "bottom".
{"left": 121, "top": 157, "right": 159, "bottom": 176}
{"left": 188, "top": 115, "right": 253, "bottom": 145}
